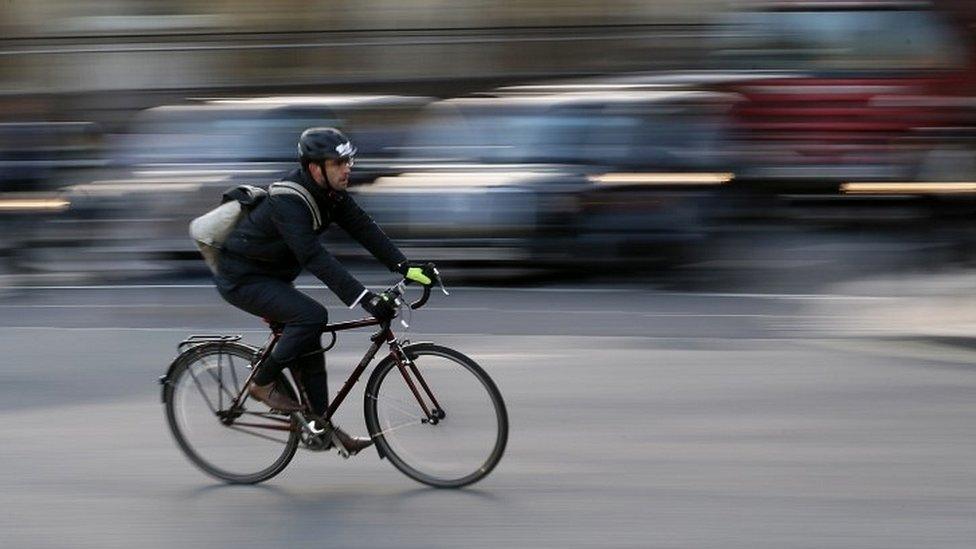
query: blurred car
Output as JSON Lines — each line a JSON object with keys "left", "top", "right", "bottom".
{"left": 711, "top": 0, "right": 976, "bottom": 191}
{"left": 111, "top": 95, "right": 431, "bottom": 185}
{"left": 18, "top": 95, "right": 431, "bottom": 275}
{"left": 0, "top": 121, "right": 105, "bottom": 192}
{"left": 0, "top": 121, "right": 105, "bottom": 276}
{"left": 345, "top": 88, "right": 739, "bottom": 269}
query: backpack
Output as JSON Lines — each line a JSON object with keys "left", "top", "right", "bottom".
{"left": 189, "top": 181, "right": 322, "bottom": 274}
{"left": 189, "top": 184, "right": 267, "bottom": 274}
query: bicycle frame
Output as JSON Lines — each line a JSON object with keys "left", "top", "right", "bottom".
{"left": 223, "top": 285, "right": 441, "bottom": 432}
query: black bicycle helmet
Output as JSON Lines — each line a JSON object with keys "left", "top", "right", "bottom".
{"left": 297, "top": 127, "right": 357, "bottom": 162}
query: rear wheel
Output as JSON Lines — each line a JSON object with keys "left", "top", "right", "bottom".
{"left": 164, "top": 342, "right": 300, "bottom": 484}
{"left": 364, "top": 343, "right": 508, "bottom": 488}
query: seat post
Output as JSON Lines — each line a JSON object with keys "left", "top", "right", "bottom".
{"left": 263, "top": 317, "right": 285, "bottom": 335}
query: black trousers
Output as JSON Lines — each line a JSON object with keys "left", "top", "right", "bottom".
{"left": 218, "top": 278, "right": 330, "bottom": 415}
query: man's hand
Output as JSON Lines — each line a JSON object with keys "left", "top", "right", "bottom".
{"left": 396, "top": 261, "right": 437, "bottom": 286}
{"left": 361, "top": 291, "right": 397, "bottom": 321}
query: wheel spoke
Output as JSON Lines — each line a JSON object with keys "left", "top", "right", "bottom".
{"left": 217, "top": 352, "right": 224, "bottom": 411}
{"left": 372, "top": 418, "right": 425, "bottom": 439}
{"left": 199, "top": 357, "right": 240, "bottom": 403}
{"left": 228, "top": 354, "right": 242, "bottom": 394}
{"left": 186, "top": 362, "right": 218, "bottom": 414}
{"left": 366, "top": 391, "right": 424, "bottom": 422}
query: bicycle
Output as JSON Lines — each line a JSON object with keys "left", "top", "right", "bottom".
{"left": 159, "top": 274, "right": 508, "bottom": 488}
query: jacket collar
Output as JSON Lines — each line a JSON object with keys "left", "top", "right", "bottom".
{"left": 293, "top": 166, "right": 344, "bottom": 205}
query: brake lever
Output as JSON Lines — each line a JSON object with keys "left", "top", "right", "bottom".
{"left": 393, "top": 281, "right": 412, "bottom": 329}
{"left": 433, "top": 267, "right": 450, "bottom": 296}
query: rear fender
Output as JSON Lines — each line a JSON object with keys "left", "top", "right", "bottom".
{"left": 158, "top": 339, "right": 257, "bottom": 403}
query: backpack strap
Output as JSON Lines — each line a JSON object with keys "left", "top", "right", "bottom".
{"left": 270, "top": 181, "right": 322, "bottom": 231}
{"left": 221, "top": 184, "right": 268, "bottom": 208}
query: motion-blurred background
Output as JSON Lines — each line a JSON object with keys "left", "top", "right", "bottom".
{"left": 2, "top": 0, "right": 976, "bottom": 285}
{"left": 4, "top": 3, "right": 976, "bottom": 548}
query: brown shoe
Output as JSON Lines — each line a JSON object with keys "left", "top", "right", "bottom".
{"left": 331, "top": 426, "right": 373, "bottom": 456}
{"left": 248, "top": 381, "right": 301, "bottom": 412}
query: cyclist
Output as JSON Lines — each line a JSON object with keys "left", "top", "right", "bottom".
{"left": 215, "top": 127, "right": 435, "bottom": 455}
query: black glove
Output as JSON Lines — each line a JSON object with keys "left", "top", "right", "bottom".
{"left": 395, "top": 261, "right": 437, "bottom": 286}
{"left": 361, "top": 290, "right": 397, "bottom": 322}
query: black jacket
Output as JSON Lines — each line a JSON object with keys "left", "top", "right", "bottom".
{"left": 216, "top": 167, "right": 406, "bottom": 306}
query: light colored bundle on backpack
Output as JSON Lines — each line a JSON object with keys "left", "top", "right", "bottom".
{"left": 189, "top": 185, "right": 267, "bottom": 274}
{"left": 190, "top": 200, "right": 244, "bottom": 273}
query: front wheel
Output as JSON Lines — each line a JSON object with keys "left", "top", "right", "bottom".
{"left": 364, "top": 343, "right": 508, "bottom": 488}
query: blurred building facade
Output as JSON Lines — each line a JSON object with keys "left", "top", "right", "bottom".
{"left": 0, "top": 0, "right": 728, "bottom": 95}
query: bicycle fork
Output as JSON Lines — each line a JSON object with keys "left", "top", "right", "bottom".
{"left": 388, "top": 340, "right": 446, "bottom": 425}
{"left": 330, "top": 327, "right": 444, "bottom": 426}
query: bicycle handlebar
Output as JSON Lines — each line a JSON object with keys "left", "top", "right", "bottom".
{"left": 409, "top": 283, "right": 432, "bottom": 310}
{"left": 391, "top": 262, "right": 441, "bottom": 310}
{"left": 317, "top": 266, "right": 442, "bottom": 332}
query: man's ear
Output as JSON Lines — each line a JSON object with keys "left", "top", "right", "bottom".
{"left": 308, "top": 162, "right": 323, "bottom": 182}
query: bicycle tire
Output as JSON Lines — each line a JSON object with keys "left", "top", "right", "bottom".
{"left": 364, "top": 343, "right": 508, "bottom": 488}
{"left": 164, "top": 341, "right": 300, "bottom": 484}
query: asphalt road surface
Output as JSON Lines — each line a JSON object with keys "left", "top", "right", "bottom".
{"left": 1, "top": 276, "right": 974, "bottom": 549}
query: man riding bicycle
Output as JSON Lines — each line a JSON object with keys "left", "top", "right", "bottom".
{"left": 214, "top": 127, "right": 435, "bottom": 455}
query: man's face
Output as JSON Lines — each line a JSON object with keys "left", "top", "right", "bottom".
{"left": 322, "top": 157, "right": 353, "bottom": 191}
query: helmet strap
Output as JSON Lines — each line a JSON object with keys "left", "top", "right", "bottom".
{"left": 319, "top": 160, "right": 345, "bottom": 194}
